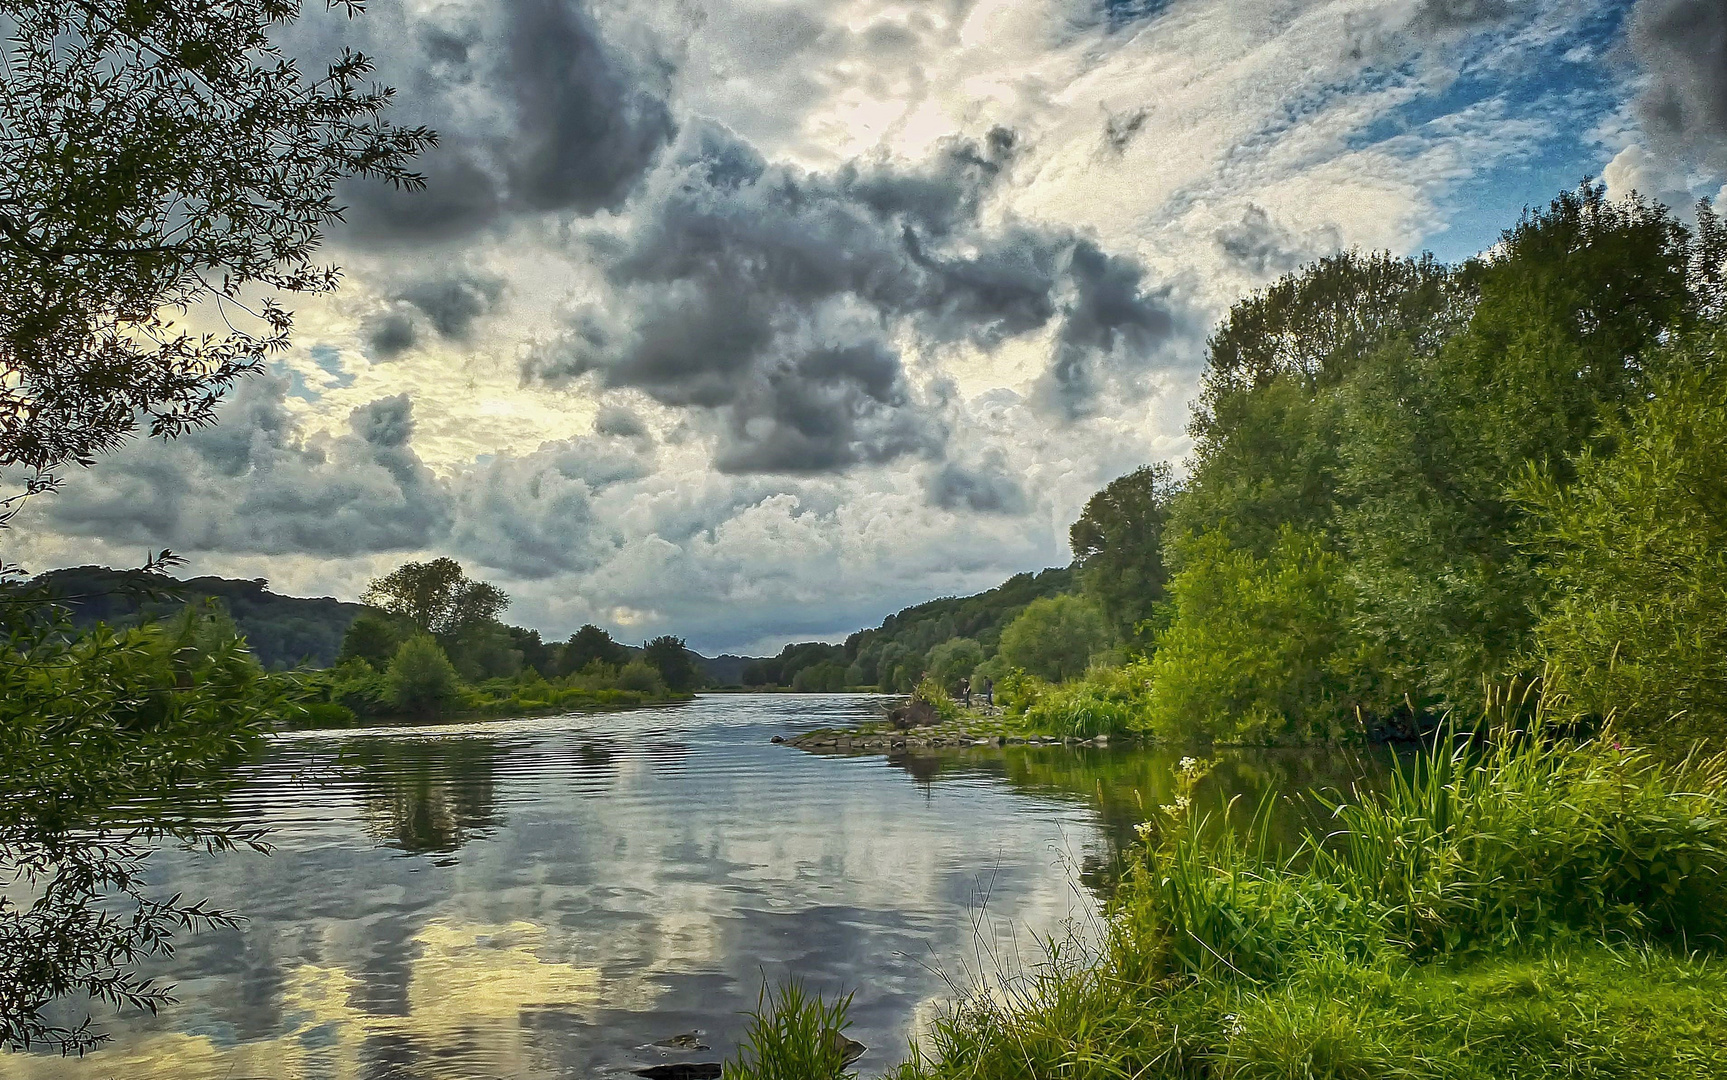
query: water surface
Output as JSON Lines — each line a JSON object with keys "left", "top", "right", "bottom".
{"left": 24, "top": 695, "right": 1390, "bottom": 1079}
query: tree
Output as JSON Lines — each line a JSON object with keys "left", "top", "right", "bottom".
{"left": 363, "top": 558, "right": 508, "bottom": 638}
{"left": 927, "top": 637, "right": 984, "bottom": 687}
{"left": 1070, "top": 463, "right": 1176, "bottom": 642}
{"left": 558, "top": 624, "right": 628, "bottom": 675}
{"left": 1145, "top": 529, "right": 1354, "bottom": 744}
{"left": 0, "top": 600, "right": 281, "bottom": 1054}
{"left": 997, "top": 595, "right": 1109, "bottom": 683}
{"left": 643, "top": 635, "right": 701, "bottom": 693}
{"left": 385, "top": 634, "right": 461, "bottom": 718}
{"left": 0, "top": 1, "right": 431, "bottom": 500}
{"left": 1520, "top": 353, "right": 1727, "bottom": 744}
{"left": 338, "top": 612, "right": 404, "bottom": 668}
{"left": 445, "top": 621, "right": 523, "bottom": 683}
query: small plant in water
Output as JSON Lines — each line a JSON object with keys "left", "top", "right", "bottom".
{"left": 725, "top": 979, "right": 859, "bottom": 1080}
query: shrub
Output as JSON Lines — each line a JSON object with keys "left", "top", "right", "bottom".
{"left": 385, "top": 634, "right": 461, "bottom": 718}
{"left": 615, "top": 660, "right": 666, "bottom": 695}
{"left": 927, "top": 637, "right": 985, "bottom": 689}
{"left": 1519, "top": 357, "right": 1727, "bottom": 745}
{"left": 1022, "top": 661, "right": 1156, "bottom": 738}
{"left": 1146, "top": 527, "right": 1354, "bottom": 743}
{"left": 997, "top": 595, "right": 1110, "bottom": 683}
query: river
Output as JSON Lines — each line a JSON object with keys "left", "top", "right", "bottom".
{"left": 20, "top": 694, "right": 1393, "bottom": 1079}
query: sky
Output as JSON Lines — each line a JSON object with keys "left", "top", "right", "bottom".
{"left": 10, "top": 0, "right": 1727, "bottom": 655}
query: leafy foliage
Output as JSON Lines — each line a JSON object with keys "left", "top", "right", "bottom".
{"left": 1069, "top": 463, "right": 1176, "bottom": 643}
{"left": 384, "top": 633, "right": 462, "bottom": 718}
{"left": 0, "top": 599, "right": 285, "bottom": 1054}
{"left": 997, "top": 595, "right": 1110, "bottom": 684}
{"left": 0, "top": 0, "right": 430, "bottom": 494}
{"left": 363, "top": 557, "right": 509, "bottom": 638}
{"left": 1145, "top": 528, "right": 1355, "bottom": 744}
{"left": 1520, "top": 351, "right": 1727, "bottom": 744}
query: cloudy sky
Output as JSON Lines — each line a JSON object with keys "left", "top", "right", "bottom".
{"left": 11, "top": 0, "right": 1727, "bottom": 654}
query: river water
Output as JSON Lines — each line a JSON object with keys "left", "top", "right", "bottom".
{"left": 20, "top": 694, "right": 1391, "bottom": 1080}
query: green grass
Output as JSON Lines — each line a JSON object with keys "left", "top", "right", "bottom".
{"left": 750, "top": 732, "right": 1727, "bottom": 1078}
{"left": 725, "top": 980, "right": 859, "bottom": 1080}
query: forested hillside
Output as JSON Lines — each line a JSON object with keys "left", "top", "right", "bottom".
{"left": 743, "top": 566, "right": 1077, "bottom": 690}
{"left": 32, "top": 566, "right": 367, "bottom": 669}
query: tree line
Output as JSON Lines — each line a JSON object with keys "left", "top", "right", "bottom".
{"left": 1002, "top": 184, "right": 1727, "bottom": 746}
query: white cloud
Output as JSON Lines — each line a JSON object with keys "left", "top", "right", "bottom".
{"left": 16, "top": 0, "right": 1645, "bottom": 653}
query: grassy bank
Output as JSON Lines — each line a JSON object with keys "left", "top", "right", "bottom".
{"left": 733, "top": 733, "right": 1727, "bottom": 1079}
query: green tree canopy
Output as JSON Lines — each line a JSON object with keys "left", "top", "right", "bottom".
{"left": 385, "top": 634, "right": 461, "bottom": 719}
{"left": 1520, "top": 349, "right": 1727, "bottom": 744}
{"left": 1069, "top": 463, "right": 1176, "bottom": 642}
{"left": 0, "top": 1, "right": 431, "bottom": 492}
{"left": 339, "top": 612, "right": 405, "bottom": 668}
{"left": 928, "top": 637, "right": 985, "bottom": 687}
{"left": 559, "top": 624, "right": 629, "bottom": 675}
{"left": 644, "top": 635, "right": 702, "bottom": 692}
{"left": 998, "top": 595, "right": 1110, "bottom": 683}
{"left": 362, "top": 558, "right": 508, "bottom": 638}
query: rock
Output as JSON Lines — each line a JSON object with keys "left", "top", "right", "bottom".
{"left": 1094, "top": 735, "right": 1109, "bottom": 746}
{"left": 651, "top": 1031, "right": 710, "bottom": 1052}
{"left": 634, "top": 1065, "right": 722, "bottom": 1079}
{"left": 889, "top": 699, "right": 942, "bottom": 729}
{"left": 825, "top": 1031, "right": 868, "bottom": 1066}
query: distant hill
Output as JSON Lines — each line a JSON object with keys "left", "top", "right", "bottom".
{"left": 23, "top": 563, "right": 1071, "bottom": 686}
{"left": 696, "top": 654, "right": 758, "bottom": 686}
{"left": 29, "top": 566, "right": 368, "bottom": 670}
{"left": 744, "top": 565, "right": 1077, "bottom": 690}
{"left": 26, "top": 565, "right": 766, "bottom": 678}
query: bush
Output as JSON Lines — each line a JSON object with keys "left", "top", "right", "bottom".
{"left": 1022, "top": 661, "right": 1155, "bottom": 738}
{"left": 385, "top": 634, "right": 461, "bottom": 718}
{"left": 615, "top": 660, "right": 666, "bottom": 695}
{"left": 997, "top": 595, "right": 1110, "bottom": 683}
{"left": 1519, "top": 357, "right": 1727, "bottom": 745}
{"left": 1146, "top": 527, "right": 1354, "bottom": 744}
{"left": 927, "top": 637, "right": 985, "bottom": 689}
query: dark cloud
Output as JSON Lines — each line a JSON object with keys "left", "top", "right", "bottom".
{"left": 1410, "top": 0, "right": 1511, "bottom": 31}
{"left": 925, "top": 452, "right": 1028, "bottom": 514}
{"left": 332, "top": 1, "right": 675, "bottom": 247}
{"left": 1214, "top": 205, "right": 1308, "bottom": 276}
{"left": 1036, "top": 239, "right": 1179, "bottom": 418}
{"left": 505, "top": 0, "right": 677, "bottom": 215}
{"left": 366, "top": 311, "right": 419, "bottom": 359}
{"left": 525, "top": 122, "right": 1181, "bottom": 469}
{"left": 41, "top": 380, "right": 450, "bottom": 556}
{"left": 1629, "top": 0, "right": 1727, "bottom": 168}
{"left": 399, "top": 274, "right": 505, "bottom": 339}
{"left": 593, "top": 405, "right": 651, "bottom": 441}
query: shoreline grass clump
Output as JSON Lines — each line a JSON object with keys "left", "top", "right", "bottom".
{"left": 882, "top": 732, "right": 1727, "bottom": 1079}
{"left": 725, "top": 980, "right": 858, "bottom": 1080}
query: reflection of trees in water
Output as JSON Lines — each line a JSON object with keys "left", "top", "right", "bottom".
{"left": 343, "top": 740, "right": 506, "bottom": 855}
{"left": 871, "top": 745, "right": 1401, "bottom": 898}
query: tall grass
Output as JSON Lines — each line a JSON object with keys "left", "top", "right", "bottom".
{"left": 724, "top": 980, "right": 858, "bottom": 1080}
{"left": 1021, "top": 661, "right": 1156, "bottom": 738}
{"left": 888, "top": 731, "right": 1727, "bottom": 1079}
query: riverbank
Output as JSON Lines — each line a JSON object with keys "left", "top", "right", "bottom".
{"left": 730, "top": 734, "right": 1727, "bottom": 1080}
{"left": 286, "top": 688, "right": 696, "bottom": 730}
